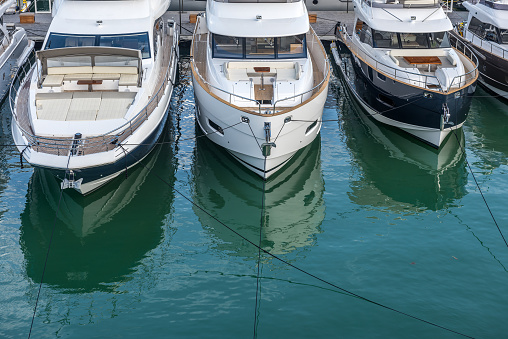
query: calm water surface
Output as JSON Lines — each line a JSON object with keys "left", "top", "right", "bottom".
{"left": 1, "top": 54, "right": 508, "bottom": 338}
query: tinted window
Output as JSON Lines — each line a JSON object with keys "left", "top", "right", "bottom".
{"left": 400, "top": 33, "right": 429, "bottom": 49}
{"left": 212, "top": 34, "right": 244, "bottom": 59}
{"left": 358, "top": 21, "right": 373, "bottom": 47}
{"left": 429, "top": 31, "right": 451, "bottom": 48}
{"left": 468, "top": 17, "right": 486, "bottom": 37}
{"left": 372, "top": 30, "right": 399, "bottom": 48}
{"left": 99, "top": 33, "right": 150, "bottom": 58}
{"left": 277, "top": 34, "right": 307, "bottom": 59}
{"left": 45, "top": 32, "right": 151, "bottom": 59}
{"left": 211, "top": 34, "right": 307, "bottom": 59}
{"left": 245, "top": 37, "right": 275, "bottom": 59}
{"left": 499, "top": 29, "right": 508, "bottom": 44}
{"left": 46, "top": 33, "right": 95, "bottom": 49}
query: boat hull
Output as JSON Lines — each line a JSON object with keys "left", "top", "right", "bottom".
{"left": 192, "top": 75, "right": 328, "bottom": 178}
{"left": 331, "top": 40, "right": 476, "bottom": 148}
{"left": 13, "top": 83, "right": 174, "bottom": 195}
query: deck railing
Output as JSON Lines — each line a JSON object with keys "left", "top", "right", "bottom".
{"left": 463, "top": 30, "right": 508, "bottom": 60}
{"left": 8, "top": 27, "right": 178, "bottom": 157}
{"left": 339, "top": 26, "right": 478, "bottom": 93}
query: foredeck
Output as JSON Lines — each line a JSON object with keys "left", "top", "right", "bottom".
{"left": 191, "top": 17, "right": 329, "bottom": 116}
{"left": 11, "top": 33, "right": 176, "bottom": 157}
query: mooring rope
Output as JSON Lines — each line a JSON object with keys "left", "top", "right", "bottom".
{"left": 253, "top": 155, "right": 267, "bottom": 339}
{"left": 28, "top": 153, "right": 73, "bottom": 339}
{"left": 120, "top": 147, "right": 474, "bottom": 339}
{"left": 452, "top": 129, "right": 508, "bottom": 248}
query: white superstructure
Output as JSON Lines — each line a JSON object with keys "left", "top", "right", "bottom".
{"left": 191, "top": 0, "right": 330, "bottom": 178}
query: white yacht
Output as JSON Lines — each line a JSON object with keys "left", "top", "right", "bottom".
{"left": 331, "top": 0, "right": 478, "bottom": 148}
{"left": 451, "top": 0, "right": 508, "bottom": 97}
{"left": 191, "top": 0, "right": 330, "bottom": 178}
{"left": 9, "top": 0, "right": 179, "bottom": 194}
{"left": 0, "top": 0, "right": 34, "bottom": 99}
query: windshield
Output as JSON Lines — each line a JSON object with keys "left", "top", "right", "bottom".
{"left": 499, "top": 29, "right": 508, "bottom": 44}
{"left": 45, "top": 32, "right": 151, "bottom": 59}
{"left": 371, "top": 30, "right": 451, "bottom": 49}
{"left": 212, "top": 34, "right": 307, "bottom": 59}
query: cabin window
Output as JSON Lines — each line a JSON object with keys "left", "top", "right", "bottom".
{"left": 428, "top": 31, "right": 451, "bottom": 48}
{"left": 500, "top": 29, "right": 508, "bottom": 44}
{"left": 277, "top": 34, "right": 307, "bottom": 59}
{"left": 45, "top": 33, "right": 95, "bottom": 49}
{"left": 371, "top": 31, "right": 450, "bottom": 49}
{"left": 246, "top": 37, "right": 275, "bottom": 59}
{"left": 377, "top": 72, "right": 386, "bottom": 81}
{"left": 212, "top": 34, "right": 244, "bottom": 59}
{"left": 467, "top": 16, "right": 498, "bottom": 42}
{"left": 357, "top": 20, "right": 373, "bottom": 47}
{"left": 45, "top": 32, "right": 151, "bottom": 59}
{"left": 468, "top": 17, "right": 486, "bottom": 38}
{"left": 211, "top": 34, "right": 307, "bottom": 59}
{"left": 372, "top": 30, "right": 399, "bottom": 48}
{"left": 99, "top": 33, "right": 151, "bottom": 59}
{"left": 400, "top": 33, "right": 429, "bottom": 49}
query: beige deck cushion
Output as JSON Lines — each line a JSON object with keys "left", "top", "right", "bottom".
{"left": 119, "top": 74, "right": 138, "bottom": 86}
{"left": 93, "top": 66, "right": 138, "bottom": 75}
{"left": 64, "top": 74, "right": 93, "bottom": 81}
{"left": 42, "top": 75, "right": 64, "bottom": 88}
{"left": 275, "top": 68, "right": 296, "bottom": 80}
{"left": 36, "top": 98, "right": 72, "bottom": 121}
{"left": 36, "top": 92, "right": 73, "bottom": 101}
{"left": 92, "top": 73, "right": 121, "bottom": 80}
{"left": 66, "top": 92, "right": 102, "bottom": 121}
{"left": 66, "top": 109, "right": 99, "bottom": 121}
{"left": 47, "top": 66, "right": 93, "bottom": 75}
{"left": 96, "top": 92, "right": 137, "bottom": 120}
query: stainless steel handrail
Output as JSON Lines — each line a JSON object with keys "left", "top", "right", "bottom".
{"left": 466, "top": 30, "right": 508, "bottom": 60}
{"left": 8, "top": 33, "right": 178, "bottom": 153}
{"left": 272, "top": 57, "right": 329, "bottom": 112}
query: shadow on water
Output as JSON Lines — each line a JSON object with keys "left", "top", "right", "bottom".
{"left": 335, "top": 83, "right": 469, "bottom": 211}
{"left": 19, "top": 135, "right": 176, "bottom": 292}
{"left": 191, "top": 132, "right": 325, "bottom": 257}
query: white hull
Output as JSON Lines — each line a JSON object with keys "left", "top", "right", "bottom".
{"left": 192, "top": 76, "right": 328, "bottom": 178}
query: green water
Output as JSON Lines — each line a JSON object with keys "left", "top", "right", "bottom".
{"left": 1, "top": 57, "right": 508, "bottom": 338}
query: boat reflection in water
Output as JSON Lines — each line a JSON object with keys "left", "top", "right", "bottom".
{"left": 467, "top": 87, "right": 508, "bottom": 169}
{"left": 19, "top": 141, "right": 175, "bottom": 292}
{"left": 341, "top": 96, "right": 468, "bottom": 211}
{"left": 192, "top": 134, "right": 325, "bottom": 257}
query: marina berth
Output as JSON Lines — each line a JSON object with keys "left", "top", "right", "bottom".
{"left": 0, "top": 0, "right": 34, "bottom": 99}
{"left": 191, "top": 0, "right": 330, "bottom": 178}
{"left": 451, "top": 0, "right": 508, "bottom": 98}
{"left": 9, "top": 0, "right": 179, "bottom": 194}
{"left": 331, "top": 0, "right": 478, "bottom": 148}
